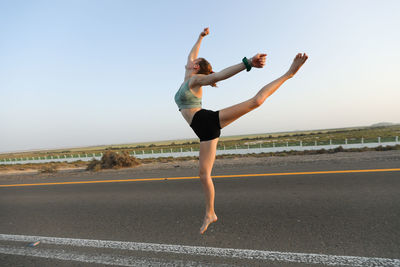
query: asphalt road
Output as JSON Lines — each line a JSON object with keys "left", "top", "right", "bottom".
{"left": 1, "top": 156, "right": 400, "bottom": 266}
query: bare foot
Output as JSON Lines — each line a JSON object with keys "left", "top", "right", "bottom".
{"left": 285, "top": 53, "right": 308, "bottom": 78}
{"left": 199, "top": 214, "right": 218, "bottom": 234}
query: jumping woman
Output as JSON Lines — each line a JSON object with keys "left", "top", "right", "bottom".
{"left": 174, "top": 28, "right": 308, "bottom": 234}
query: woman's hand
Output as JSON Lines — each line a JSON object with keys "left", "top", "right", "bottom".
{"left": 200, "top": 27, "right": 210, "bottom": 37}
{"left": 251, "top": 53, "right": 267, "bottom": 68}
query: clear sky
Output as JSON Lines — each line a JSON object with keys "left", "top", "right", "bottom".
{"left": 1, "top": 0, "right": 399, "bottom": 153}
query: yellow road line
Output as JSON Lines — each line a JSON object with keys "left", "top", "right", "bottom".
{"left": 0, "top": 168, "right": 399, "bottom": 188}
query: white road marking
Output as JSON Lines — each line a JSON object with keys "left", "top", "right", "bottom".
{"left": 0, "top": 245, "right": 219, "bottom": 267}
{"left": 1, "top": 233, "right": 400, "bottom": 266}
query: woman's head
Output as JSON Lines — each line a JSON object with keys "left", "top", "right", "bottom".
{"left": 195, "top": 58, "right": 217, "bottom": 87}
{"left": 196, "top": 58, "right": 213, "bottom": 75}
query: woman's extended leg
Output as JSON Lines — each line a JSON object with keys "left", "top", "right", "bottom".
{"left": 198, "top": 138, "right": 219, "bottom": 234}
{"left": 219, "top": 53, "right": 308, "bottom": 129}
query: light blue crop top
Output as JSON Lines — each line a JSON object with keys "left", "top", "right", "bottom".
{"left": 174, "top": 80, "right": 202, "bottom": 110}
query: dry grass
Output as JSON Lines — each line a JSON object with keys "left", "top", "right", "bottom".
{"left": 39, "top": 166, "right": 58, "bottom": 173}
{"left": 0, "top": 161, "right": 87, "bottom": 172}
{"left": 86, "top": 151, "right": 141, "bottom": 171}
{"left": 132, "top": 145, "right": 400, "bottom": 163}
{"left": 1, "top": 125, "right": 398, "bottom": 161}
{"left": 214, "top": 144, "right": 400, "bottom": 159}
{"left": 1, "top": 145, "right": 399, "bottom": 173}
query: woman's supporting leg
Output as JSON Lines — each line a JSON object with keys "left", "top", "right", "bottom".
{"left": 219, "top": 53, "right": 308, "bottom": 129}
{"left": 198, "top": 138, "right": 219, "bottom": 234}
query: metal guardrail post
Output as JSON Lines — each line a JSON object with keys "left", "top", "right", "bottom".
{"left": 378, "top": 137, "right": 381, "bottom": 143}
{"left": 345, "top": 139, "right": 347, "bottom": 145}
{"left": 396, "top": 136, "right": 398, "bottom": 142}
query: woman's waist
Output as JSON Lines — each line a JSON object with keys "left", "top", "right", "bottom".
{"left": 180, "top": 108, "right": 202, "bottom": 125}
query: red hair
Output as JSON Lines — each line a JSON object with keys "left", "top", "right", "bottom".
{"left": 197, "top": 58, "right": 217, "bottom": 87}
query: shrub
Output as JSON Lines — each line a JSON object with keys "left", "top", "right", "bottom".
{"left": 86, "top": 151, "right": 140, "bottom": 171}
{"left": 39, "top": 165, "right": 58, "bottom": 173}
{"left": 333, "top": 146, "right": 344, "bottom": 153}
{"left": 375, "top": 145, "right": 393, "bottom": 151}
{"left": 86, "top": 159, "right": 101, "bottom": 171}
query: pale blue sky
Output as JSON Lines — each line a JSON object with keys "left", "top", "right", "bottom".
{"left": 1, "top": 0, "right": 399, "bottom": 152}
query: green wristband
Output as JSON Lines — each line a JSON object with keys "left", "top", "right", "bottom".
{"left": 242, "top": 57, "right": 252, "bottom": 72}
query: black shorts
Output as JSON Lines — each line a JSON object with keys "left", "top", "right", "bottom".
{"left": 190, "top": 109, "right": 221, "bottom": 142}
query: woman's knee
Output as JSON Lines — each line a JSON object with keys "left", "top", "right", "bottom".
{"left": 251, "top": 96, "right": 264, "bottom": 108}
{"left": 199, "top": 169, "right": 211, "bottom": 180}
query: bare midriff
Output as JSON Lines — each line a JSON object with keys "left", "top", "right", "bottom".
{"left": 180, "top": 107, "right": 202, "bottom": 125}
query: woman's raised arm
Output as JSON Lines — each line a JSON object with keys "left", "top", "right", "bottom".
{"left": 187, "top": 28, "right": 209, "bottom": 63}
{"left": 184, "top": 28, "right": 209, "bottom": 80}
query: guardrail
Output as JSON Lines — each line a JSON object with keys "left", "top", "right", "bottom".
{"left": 1, "top": 136, "right": 399, "bottom": 165}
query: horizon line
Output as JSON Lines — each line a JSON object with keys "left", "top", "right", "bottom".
{"left": 1, "top": 123, "right": 398, "bottom": 155}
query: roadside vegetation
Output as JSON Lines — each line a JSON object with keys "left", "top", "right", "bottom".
{"left": 86, "top": 151, "right": 140, "bottom": 171}
{"left": 1, "top": 125, "right": 399, "bottom": 173}
{"left": 0, "top": 161, "right": 88, "bottom": 173}
{"left": 1, "top": 144, "right": 399, "bottom": 174}
{"left": 1, "top": 125, "right": 399, "bottom": 162}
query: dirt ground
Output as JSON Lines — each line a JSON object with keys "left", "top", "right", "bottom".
{"left": 0, "top": 150, "right": 399, "bottom": 182}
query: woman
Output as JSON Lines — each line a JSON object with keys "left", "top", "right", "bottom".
{"left": 175, "top": 27, "right": 308, "bottom": 234}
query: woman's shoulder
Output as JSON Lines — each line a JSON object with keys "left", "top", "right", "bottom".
{"left": 187, "top": 75, "right": 204, "bottom": 89}
{"left": 181, "top": 78, "right": 190, "bottom": 88}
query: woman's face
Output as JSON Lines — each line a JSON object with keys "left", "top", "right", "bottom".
{"left": 187, "top": 58, "right": 201, "bottom": 71}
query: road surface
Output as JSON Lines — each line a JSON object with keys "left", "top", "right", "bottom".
{"left": 1, "top": 152, "right": 399, "bottom": 266}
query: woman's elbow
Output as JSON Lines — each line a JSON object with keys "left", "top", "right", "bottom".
{"left": 212, "top": 73, "right": 224, "bottom": 83}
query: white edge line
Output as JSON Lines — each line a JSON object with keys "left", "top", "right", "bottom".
{"left": 1, "top": 234, "right": 400, "bottom": 266}
{"left": 0, "top": 245, "right": 215, "bottom": 267}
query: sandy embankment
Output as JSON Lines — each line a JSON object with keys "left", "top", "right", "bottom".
{"left": 0, "top": 150, "right": 399, "bottom": 182}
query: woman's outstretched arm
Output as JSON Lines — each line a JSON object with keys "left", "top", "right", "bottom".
{"left": 191, "top": 54, "right": 267, "bottom": 87}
